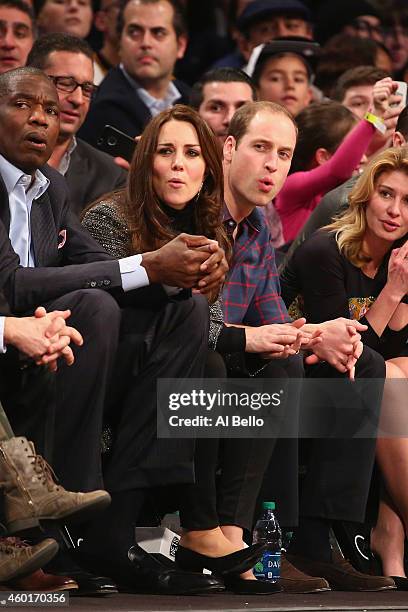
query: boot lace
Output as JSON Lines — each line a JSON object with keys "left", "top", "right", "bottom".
{"left": 0, "top": 536, "right": 29, "bottom": 554}
{"left": 28, "top": 453, "right": 60, "bottom": 492}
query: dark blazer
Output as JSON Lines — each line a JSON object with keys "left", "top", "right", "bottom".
{"left": 78, "top": 67, "right": 191, "bottom": 147}
{"left": 0, "top": 163, "right": 197, "bottom": 491}
{"left": 0, "top": 165, "right": 134, "bottom": 314}
{"left": 65, "top": 138, "right": 127, "bottom": 217}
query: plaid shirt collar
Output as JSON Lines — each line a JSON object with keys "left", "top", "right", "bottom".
{"left": 222, "top": 203, "right": 263, "bottom": 236}
{"left": 221, "top": 201, "right": 290, "bottom": 326}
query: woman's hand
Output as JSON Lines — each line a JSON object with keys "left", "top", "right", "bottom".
{"left": 304, "top": 318, "right": 366, "bottom": 375}
{"left": 386, "top": 240, "right": 408, "bottom": 301}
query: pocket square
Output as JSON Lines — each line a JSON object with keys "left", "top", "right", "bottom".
{"left": 58, "top": 229, "right": 67, "bottom": 249}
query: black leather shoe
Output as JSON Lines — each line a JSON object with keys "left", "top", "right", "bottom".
{"left": 59, "top": 569, "right": 118, "bottom": 596}
{"left": 45, "top": 551, "right": 117, "bottom": 596}
{"left": 175, "top": 543, "right": 266, "bottom": 576}
{"left": 79, "top": 544, "right": 225, "bottom": 595}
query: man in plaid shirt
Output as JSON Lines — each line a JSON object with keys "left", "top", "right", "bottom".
{"left": 219, "top": 100, "right": 391, "bottom": 593}
{"left": 221, "top": 100, "right": 366, "bottom": 372}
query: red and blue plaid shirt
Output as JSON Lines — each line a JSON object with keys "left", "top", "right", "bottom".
{"left": 222, "top": 205, "right": 291, "bottom": 326}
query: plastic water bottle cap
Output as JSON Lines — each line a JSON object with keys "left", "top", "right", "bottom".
{"left": 263, "top": 501, "right": 275, "bottom": 510}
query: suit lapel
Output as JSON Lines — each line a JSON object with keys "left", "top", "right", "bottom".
{"left": 30, "top": 191, "right": 57, "bottom": 266}
{"left": 0, "top": 174, "right": 10, "bottom": 230}
{"left": 65, "top": 146, "right": 88, "bottom": 217}
{"left": 115, "top": 68, "right": 151, "bottom": 127}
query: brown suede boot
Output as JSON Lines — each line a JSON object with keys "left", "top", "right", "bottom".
{"left": 0, "top": 437, "right": 111, "bottom": 533}
{"left": 0, "top": 537, "right": 59, "bottom": 582}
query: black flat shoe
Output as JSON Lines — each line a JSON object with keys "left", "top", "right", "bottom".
{"left": 369, "top": 549, "right": 405, "bottom": 590}
{"left": 224, "top": 576, "right": 282, "bottom": 595}
{"left": 175, "top": 543, "right": 266, "bottom": 576}
{"left": 390, "top": 576, "right": 408, "bottom": 590}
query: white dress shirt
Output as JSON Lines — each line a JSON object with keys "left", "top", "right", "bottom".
{"left": 119, "top": 64, "right": 181, "bottom": 117}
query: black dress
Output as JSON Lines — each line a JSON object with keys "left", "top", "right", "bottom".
{"left": 280, "top": 230, "right": 390, "bottom": 524}
{"left": 281, "top": 230, "right": 408, "bottom": 360}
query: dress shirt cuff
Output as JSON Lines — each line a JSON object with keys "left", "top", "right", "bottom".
{"left": 0, "top": 317, "right": 6, "bottom": 353}
{"left": 119, "top": 255, "right": 149, "bottom": 292}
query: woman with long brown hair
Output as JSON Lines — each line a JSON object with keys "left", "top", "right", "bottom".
{"left": 82, "top": 105, "right": 283, "bottom": 593}
{"left": 83, "top": 104, "right": 229, "bottom": 286}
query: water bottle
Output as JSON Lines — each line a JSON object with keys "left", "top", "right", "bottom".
{"left": 252, "top": 501, "right": 282, "bottom": 582}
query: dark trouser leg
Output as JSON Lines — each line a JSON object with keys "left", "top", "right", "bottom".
{"left": 257, "top": 438, "right": 299, "bottom": 528}
{"left": 103, "top": 295, "right": 209, "bottom": 493}
{"left": 6, "top": 289, "right": 121, "bottom": 492}
{"left": 178, "top": 350, "right": 226, "bottom": 530}
{"left": 299, "top": 345, "right": 385, "bottom": 522}
{"left": 0, "top": 353, "right": 56, "bottom": 459}
{"left": 179, "top": 354, "right": 303, "bottom": 532}
{"left": 217, "top": 354, "right": 303, "bottom": 532}
{"left": 82, "top": 297, "right": 211, "bottom": 556}
{"left": 289, "top": 346, "right": 385, "bottom": 562}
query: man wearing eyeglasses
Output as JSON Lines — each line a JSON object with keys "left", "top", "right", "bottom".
{"left": 26, "top": 33, "right": 127, "bottom": 217}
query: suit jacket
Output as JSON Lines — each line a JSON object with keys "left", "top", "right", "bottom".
{"left": 78, "top": 67, "right": 191, "bottom": 147}
{"left": 0, "top": 165, "right": 166, "bottom": 314}
{"left": 0, "top": 164, "right": 195, "bottom": 489}
{"left": 65, "top": 138, "right": 127, "bottom": 217}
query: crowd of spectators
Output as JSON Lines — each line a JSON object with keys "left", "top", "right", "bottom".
{"left": 0, "top": 0, "right": 407, "bottom": 601}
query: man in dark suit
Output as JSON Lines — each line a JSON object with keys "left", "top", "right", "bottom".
{"left": 78, "top": 0, "right": 191, "bottom": 146}
{"left": 26, "top": 33, "right": 127, "bottom": 217}
{"left": 0, "top": 65, "right": 227, "bottom": 594}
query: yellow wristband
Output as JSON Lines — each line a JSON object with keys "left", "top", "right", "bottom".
{"left": 364, "top": 112, "right": 386, "bottom": 135}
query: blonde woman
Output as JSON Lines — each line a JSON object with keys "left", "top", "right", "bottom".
{"left": 282, "top": 146, "right": 408, "bottom": 587}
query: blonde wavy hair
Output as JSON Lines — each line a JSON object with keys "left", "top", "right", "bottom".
{"left": 325, "top": 146, "right": 408, "bottom": 267}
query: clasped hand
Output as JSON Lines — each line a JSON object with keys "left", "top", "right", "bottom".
{"left": 305, "top": 318, "right": 366, "bottom": 380}
{"left": 245, "top": 318, "right": 322, "bottom": 360}
{"left": 5, "top": 307, "right": 83, "bottom": 372}
{"left": 142, "top": 233, "right": 228, "bottom": 299}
